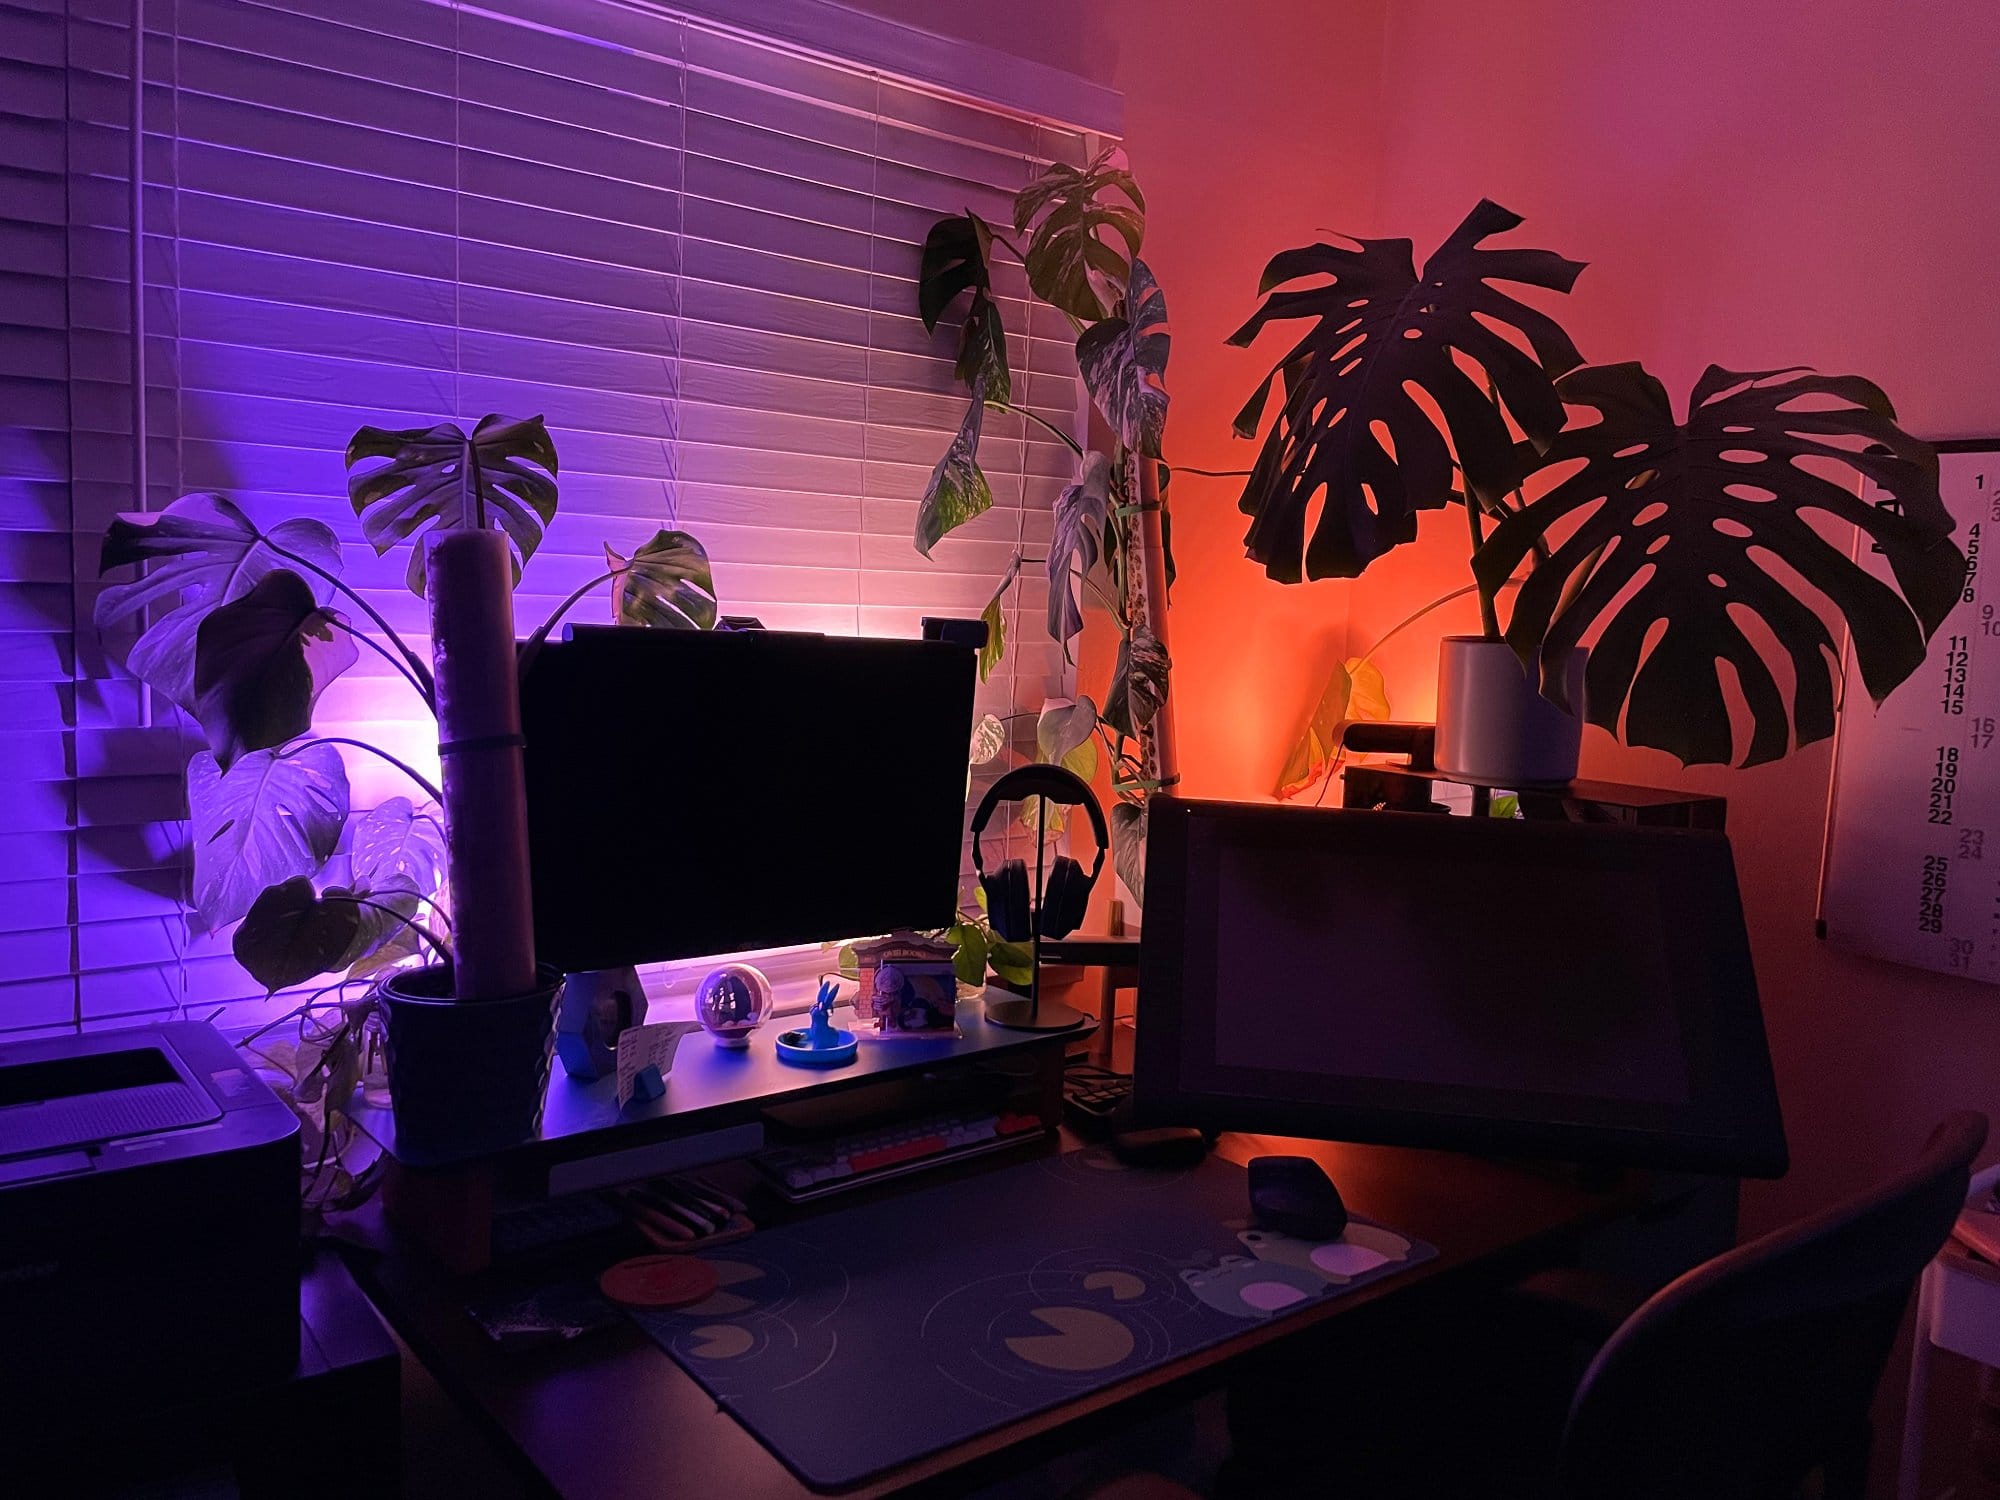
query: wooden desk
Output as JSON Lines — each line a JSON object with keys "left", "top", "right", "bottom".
{"left": 346, "top": 1137, "right": 1647, "bottom": 1499}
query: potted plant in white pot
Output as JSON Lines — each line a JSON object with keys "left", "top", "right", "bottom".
{"left": 1229, "top": 200, "right": 1966, "bottom": 777}
{"left": 96, "top": 415, "right": 719, "bottom": 1194}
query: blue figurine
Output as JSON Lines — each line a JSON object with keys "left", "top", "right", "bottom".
{"left": 776, "top": 979, "right": 859, "bottom": 1068}
{"left": 807, "top": 980, "right": 841, "bottom": 1049}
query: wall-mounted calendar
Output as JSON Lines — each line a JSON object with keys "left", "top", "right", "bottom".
{"left": 1820, "top": 442, "right": 2000, "bottom": 982}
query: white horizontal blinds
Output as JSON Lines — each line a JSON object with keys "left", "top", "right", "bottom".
{"left": 1, "top": 0, "right": 200, "bottom": 1036}
{"left": 11, "top": 0, "right": 1092, "bottom": 1026}
{"left": 0, "top": 0, "right": 78, "bottom": 1033}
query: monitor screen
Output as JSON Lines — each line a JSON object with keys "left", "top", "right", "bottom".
{"left": 1134, "top": 801, "right": 1787, "bottom": 1176}
{"left": 520, "top": 627, "right": 976, "bottom": 973}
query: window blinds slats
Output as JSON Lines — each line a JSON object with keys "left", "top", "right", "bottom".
{"left": 0, "top": 0, "right": 79, "bottom": 1029}
{"left": 10, "top": 0, "right": 1094, "bottom": 1032}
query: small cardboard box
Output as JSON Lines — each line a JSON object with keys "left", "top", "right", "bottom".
{"left": 851, "top": 933, "right": 960, "bottom": 1036}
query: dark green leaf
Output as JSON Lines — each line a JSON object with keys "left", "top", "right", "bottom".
{"left": 233, "top": 877, "right": 361, "bottom": 993}
{"left": 607, "top": 528, "right": 718, "bottom": 629}
{"left": 919, "top": 212, "right": 994, "bottom": 330}
{"left": 1477, "top": 362, "right": 1964, "bottom": 767}
{"left": 1276, "top": 661, "right": 1352, "bottom": 800}
{"left": 345, "top": 414, "right": 560, "bottom": 595}
{"left": 1229, "top": 199, "right": 1585, "bottom": 581}
{"left": 332, "top": 886, "right": 423, "bottom": 974}
{"left": 192, "top": 570, "right": 358, "bottom": 771}
{"left": 190, "top": 744, "right": 350, "bottom": 931}
{"left": 1060, "top": 736, "right": 1098, "bottom": 784}
{"left": 919, "top": 212, "right": 1011, "bottom": 407}
{"left": 979, "top": 577, "right": 1009, "bottom": 681}
{"left": 977, "top": 551, "right": 1022, "bottom": 683}
{"left": 962, "top": 294, "right": 1011, "bottom": 408}
{"left": 1102, "top": 622, "right": 1170, "bottom": 738}
{"left": 346, "top": 920, "right": 426, "bottom": 981}
{"left": 1275, "top": 658, "right": 1389, "bottom": 798}
{"left": 914, "top": 384, "right": 995, "bottom": 557}
{"left": 1110, "top": 800, "right": 1147, "bottom": 906}
{"left": 1077, "top": 259, "right": 1170, "bottom": 457}
{"left": 1047, "top": 453, "right": 1112, "bottom": 652}
{"left": 989, "top": 938, "right": 1034, "bottom": 987}
{"left": 946, "top": 921, "right": 989, "bottom": 987}
{"left": 1014, "top": 148, "right": 1145, "bottom": 323}
{"left": 95, "top": 492, "right": 342, "bottom": 714}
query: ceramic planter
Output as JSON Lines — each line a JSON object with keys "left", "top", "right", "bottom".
{"left": 1434, "top": 636, "right": 1588, "bottom": 787}
{"left": 378, "top": 963, "right": 563, "bottom": 1162}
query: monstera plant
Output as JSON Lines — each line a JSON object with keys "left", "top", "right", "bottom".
{"left": 96, "top": 415, "right": 718, "bottom": 1212}
{"left": 1232, "top": 200, "right": 1967, "bottom": 770}
{"left": 914, "top": 148, "right": 1172, "bottom": 917}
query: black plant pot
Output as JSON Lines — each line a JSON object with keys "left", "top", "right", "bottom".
{"left": 378, "top": 963, "right": 564, "bottom": 1164}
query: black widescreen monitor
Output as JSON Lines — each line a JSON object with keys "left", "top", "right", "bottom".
{"left": 520, "top": 626, "right": 976, "bottom": 973}
{"left": 1134, "top": 800, "right": 1787, "bottom": 1177}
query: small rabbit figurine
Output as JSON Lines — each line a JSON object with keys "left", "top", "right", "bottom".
{"left": 806, "top": 979, "right": 842, "bottom": 1050}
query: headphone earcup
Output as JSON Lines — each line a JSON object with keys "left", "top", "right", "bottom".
{"left": 1039, "top": 856, "right": 1088, "bottom": 938}
{"left": 985, "top": 858, "right": 1031, "bottom": 943}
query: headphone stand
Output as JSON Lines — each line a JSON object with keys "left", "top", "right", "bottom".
{"left": 985, "top": 793, "right": 1085, "bottom": 1033}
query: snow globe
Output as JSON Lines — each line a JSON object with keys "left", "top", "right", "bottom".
{"left": 695, "top": 962, "right": 772, "bottom": 1048}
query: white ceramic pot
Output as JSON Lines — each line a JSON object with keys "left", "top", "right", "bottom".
{"left": 1434, "top": 636, "right": 1587, "bottom": 787}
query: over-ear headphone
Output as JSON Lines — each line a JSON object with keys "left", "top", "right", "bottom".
{"left": 970, "top": 764, "right": 1109, "bottom": 942}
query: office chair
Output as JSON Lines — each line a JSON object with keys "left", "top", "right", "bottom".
{"left": 1552, "top": 1109, "right": 1986, "bottom": 1500}
{"left": 1209, "top": 1111, "right": 1986, "bottom": 1500}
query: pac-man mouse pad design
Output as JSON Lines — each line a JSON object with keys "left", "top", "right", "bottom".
{"left": 628, "top": 1152, "right": 1434, "bottom": 1489}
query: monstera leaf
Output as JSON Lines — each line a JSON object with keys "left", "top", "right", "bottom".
{"left": 1047, "top": 453, "right": 1111, "bottom": 654}
{"left": 349, "top": 796, "right": 446, "bottom": 897}
{"left": 915, "top": 381, "right": 994, "bottom": 556}
{"left": 1110, "top": 800, "right": 1147, "bottom": 905}
{"left": 233, "top": 877, "right": 363, "bottom": 993}
{"left": 189, "top": 743, "right": 350, "bottom": 930}
{"left": 1077, "top": 260, "right": 1169, "bottom": 457}
{"left": 919, "top": 212, "right": 1010, "bottom": 405}
{"left": 191, "top": 570, "right": 357, "bottom": 771}
{"left": 607, "top": 529, "right": 718, "bottom": 629}
{"left": 95, "top": 492, "right": 342, "bottom": 713}
{"left": 1276, "top": 658, "right": 1391, "bottom": 799}
{"left": 1102, "top": 622, "right": 1170, "bottom": 738}
{"left": 1228, "top": 200, "right": 1585, "bottom": 582}
{"left": 335, "top": 796, "right": 445, "bottom": 975}
{"left": 1014, "top": 148, "right": 1145, "bottom": 323}
{"left": 1476, "top": 363, "right": 1965, "bottom": 767}
{"left": 345, "top": 414, "right": 559, "bottom": 594}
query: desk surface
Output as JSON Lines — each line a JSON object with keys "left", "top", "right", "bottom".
{"left": 347, "top": 1133, "right": 1647, "bottom": 1499}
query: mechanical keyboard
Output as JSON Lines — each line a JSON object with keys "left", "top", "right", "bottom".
{"left": 754, "top": 1109, "right": 1046, "bottom": 1201}
{"left": 1062, "top": 1063, "right": 1132, "bottom": 1135}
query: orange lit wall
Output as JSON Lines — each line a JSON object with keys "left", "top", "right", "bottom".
{"left": 852, "top": 1, "right": 2000, "bottom": 1247}
{"left": 1369, "top": 0, "right": 2000, "bottom": 1247}
{"left": 842, "top": 0, "right": 1389, "bottom": 801}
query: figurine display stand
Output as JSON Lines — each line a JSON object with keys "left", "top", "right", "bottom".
{"left": 774, "top": 982, "right": 858, "bottom": 1068}
{"left": 985, "top": 790, "right": 1086, "bottom": 1033}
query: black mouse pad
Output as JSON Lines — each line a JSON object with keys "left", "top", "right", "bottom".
{"left": 627, "top": 1149, "right": 1435, "bottom": 1490}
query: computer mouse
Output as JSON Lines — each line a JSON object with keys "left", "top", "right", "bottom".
{"left": 1247, "top": 1155, "right": 1348, "bottom": 1241}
